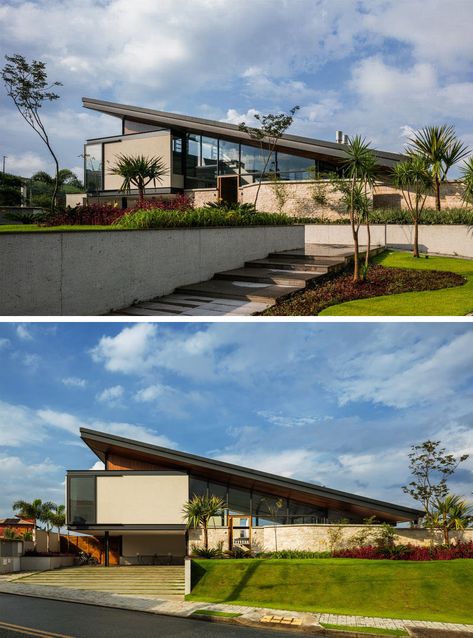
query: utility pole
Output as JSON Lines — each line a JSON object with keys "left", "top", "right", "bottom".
{"left": 2, "top": 155, "right": 6, "bottom": 173}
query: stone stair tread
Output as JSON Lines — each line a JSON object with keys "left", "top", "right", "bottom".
{"left": 214, "top": 267, "right": 321, "bottom": 285}
{"left": 176, "top": 279, "right": 303, "bottom": 302}
{"left": 245, "top": 258, "right": 333, "bottom": 272}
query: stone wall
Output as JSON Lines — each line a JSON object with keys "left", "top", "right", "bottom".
{"left": 239, "top": 180, "right": 466, "bottom": 218}
{"left": 190, "top": 524, "right": 473, "bottom": 554}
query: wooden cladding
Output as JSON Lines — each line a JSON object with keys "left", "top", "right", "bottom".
{"left": 106, "top": 453, "right": 165, "bottom": 471}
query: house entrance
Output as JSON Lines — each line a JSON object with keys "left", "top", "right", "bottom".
{"left": 217, "top": 175, "right": 239, "bottom": 204}
{"left": 228, "top": 514, "right": 252, "bottom": 550}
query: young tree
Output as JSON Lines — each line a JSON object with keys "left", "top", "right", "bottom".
{"left": 460, "top": 156, "right": 473, "bottom": 208}
{"left": 108, "top": 153, "right": 167, "bottom": 202}
{"left": 12, "top": 498, "right": 56, "bottom": 551}
{"left": 2, "top": 54, "right": 62, "bottom": 212}
{"left": 431, "top": 494, "right": 473, "bottom": 545}
{"left": 407, "top": 125, "right": 469, "bottom": 211}
{"left": 333, "top": 136, "right": 377, "bottom": 281}
{"left": 401, "top": 440, "right": 469, "bottom": 521}
{"left": 238, "top": 106, "right": 299, "bottom": 207}
{"left": 182, "top": 494, "right": 225, "bottom": 551}
{"left": 391, "top": 155, "right": 433, "bottom": 257}
{"left": 0, "top": 172, "right": 24, "bottom": 206}
{"left": 31, "top": 169, "right": 84, "bottom": 208}
{"left": 49, "top": 504, "right": 66, "bottom": 543}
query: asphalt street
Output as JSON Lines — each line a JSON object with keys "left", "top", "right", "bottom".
{"left": 0, "top": 593, "right": 297, "bottom": 638}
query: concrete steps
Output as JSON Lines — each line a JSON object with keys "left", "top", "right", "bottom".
{"left": 18, "top": 566, "right": 185, "bottom": 597}
{"left": 115, "top": 243, "right": 384, "bottom": 316}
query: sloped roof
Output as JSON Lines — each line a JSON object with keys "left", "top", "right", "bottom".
{"left": 79, "top": 428, "right": 422, "bottom": 523}
{"left": 82, "top": 97, "right": 403, "bottom": 168}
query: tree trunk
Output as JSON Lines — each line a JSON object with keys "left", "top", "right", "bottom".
{"left": 444, "top": 524, "right": 449, "bottom": 546}
{"left": 46, "top": 529, "right": 50, "bottom": 554}
{"left": 51, "top": 155, "right": 60, "bottom": 214}
{"left": 364, "top": 218, "right": 371, "bottom": 273}
{"left": 435, "top": 175, "right": 441, "bottom": 211}
{"left": 413, "top": 221, "right": 419, "bottom": 257}
{"left": 352, "top": 228, "right": 360, "bottom": 282}
{"left": 203, "top": 525, "right": 208, "bottom": 551}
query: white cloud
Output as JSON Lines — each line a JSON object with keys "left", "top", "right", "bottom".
{"left": 135, "top": 383, "right": 174, "bottom": 402}
{"left": 90, "top": 460, "right": 105, "bottom": 471}
{"left": 1, "top": 151, "right": 49, "bottom": 177}
{"left": 96, "top": 385, "right": 124, "bottom": 405}
{"left": 218, "top": 449, "right": 315, "bottom": 479}
{"left": 62, "top": 377, "right": 87, "bottom": 388}
{"left": 0, "top": 338, "right": 10, "bottom": 349}
{"left": 16, "top": 325, "right": 33, "bottom": 341}
{"left": 91, "top": 323, "right": 159, "bottom": 374}
{"left": 258, "top": 411, "right": 332, "bottom": 428}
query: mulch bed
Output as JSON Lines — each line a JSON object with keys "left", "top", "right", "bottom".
{"left": 262, "top": 265, "right": 466, "bottom": 316}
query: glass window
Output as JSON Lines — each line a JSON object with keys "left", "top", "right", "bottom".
{"left": 287, "top": 499, "right": 327, "bottom": 524}
{"left": 253, "top": 493, "right": 286, "bottom": 525}
{"left": 172, "top": 136, "right": 183, "bottom": 175}
{"left": 198, "top": 136, "right": 218, "bottom": 188}
{"left": 276, "top": 152, "right": 315, "bottom": 180}
{"left": 228, "top": 486, "right": 251, "bottom": 515}
{"left": 218, "top": 140, "right": 240, "bottom": 176}
{"left": 84, "top": 144, "right": 102, "bottom": 193}
{"left": 189, "top": 476, "right": 208, "bottom": 498}
{"left": 68, "top": 476, "right": 96, "bottom": 525}
{"left": 240, "top": 144, "right": 269, "bottom": 185}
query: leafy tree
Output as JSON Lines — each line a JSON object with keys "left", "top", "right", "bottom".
{"left": 431, "top": 494, "right": 473, "bottom": 545}
{"left": 49, "top": 504, "right": 66, "bottom": 542}
{"left": 30, "top": 169, "right": 84, "bottom": 208}
{"left": 238, "top": 106, "right": 300, "bottom": 207}
{"left": 401, "top": 440, "right": 469, "bottom": 521}
{"left": 12, "top": 498, "right": 57, "bottom": 553}
{"left": 108, "top": 154, "right": 167, "bottom": 201}
{"left": 2, "top": 54, "right": 62, "bottom": 212}
{"left": 460, "top": 156, "right": 473, "bottom": 208}
{"left": 0, "top": 172, "right": 24, "bottom": 206}
{"left": 3, "top": 527, "right": 21, "bottom": 540}
{"left": 391, "top": 155, "right": 433, "bottom": 257}
{"left": 333, "top": 136, "right": 377, "bottom": 281}
{"left": 182, "top": 494, "right": 225, "bottom": 551}
{"left": 407, "top": 125, "right": 469, "bottom": 211}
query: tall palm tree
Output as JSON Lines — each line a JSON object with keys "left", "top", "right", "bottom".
{"left": 108, "top": 154, "right": 167, "bottom": 202}
{"left": 392, "top": 155, "right": 433, "bottom": 257}
{"left": 182, "top": 494, "right": 225, "bottom": 551}
{"left": 12, "top": 498, "right": 56, "bottom": 551}
{"left": 340, "top": 136, "right": 377, "bottom": 281}
{"left": 460, "top": 156, "right": 473, "bottom": 207}
{"left": 431, "top": 494, "right": 473, "bottom": 545}
{"left": 408, "top": 125, "right": 469, "bottom": 211}
{"left": 49, "top": 504, "right": 66, "bottom": 543}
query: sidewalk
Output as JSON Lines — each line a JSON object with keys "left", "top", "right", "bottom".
{"left": 0, "top": 574, "right": 472, "bottom": 636}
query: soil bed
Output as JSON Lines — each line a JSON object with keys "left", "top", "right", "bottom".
{"left": 263, "top": 265, "right": 465, "bottom": 316}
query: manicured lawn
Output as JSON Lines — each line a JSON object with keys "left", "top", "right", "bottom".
{"left": 188, "top": 558, "right": 473, "bottom": 624}
{"left": 191, "top": 610, "right": 241, "bottom": 618}
{"left": 321, "top": 251, "right": 473, "bottom": 316}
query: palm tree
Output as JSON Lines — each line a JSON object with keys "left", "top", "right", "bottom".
{"left": 108, "top": 154, "right": 167, "bottom": 202}
{"left": 392, "top": 156, "right": 433, "bottom": 257}
{"left": 431, "top": 494, "right": 473, "bottom": 545}
{"left": 408, "top": 125, "right": 469, "bottom": 211}
{"left": 49, "top": 504, "right": 66, "bottom": 543}
{"left": 182, "top": 494, "right": 225, "bottom": 551}
{"left": 12, "top": 498, "right": 56, "bottom": 551}
{"left": 460, "top": 157, "right": 473, "bottom": 207}
{"left": 338, "top": 136, "right": 377, "bottom": 281}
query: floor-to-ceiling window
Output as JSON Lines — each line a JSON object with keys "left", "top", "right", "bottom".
{"left": 84, "top": 144, "right": 102, "bottom": 193}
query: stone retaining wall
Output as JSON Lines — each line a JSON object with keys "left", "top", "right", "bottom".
{"left": 190, "top": 525, "right": 473, "bottom": 553}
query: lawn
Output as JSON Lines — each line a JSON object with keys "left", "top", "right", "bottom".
{"left": 321, "top": 251, "right": 473, "bottom": 316}
{"left": 188, "top": 558, "right": 473, "bottom": 624}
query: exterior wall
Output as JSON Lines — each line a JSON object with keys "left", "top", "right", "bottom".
{"left": 0, "top": 540, "right": 22, "bottom": 574}
{"left": 35, "top": 529, "right": 60, "bottom": 553}
{"left": 0, "top": 225, "right": 304, "bottom": 315}
{"left": 20, "top": 556, "right": 74, "bottom": 571}
{"left": 96, "top": 474, "right": 188, "bottom": 525}
{"left": 102, "top": 131, "right": 172, "bottom": 191}
{"left": 121, "top": 533, "right": 186, "bottom": 563}
{"left": 106, "top": 453, "right": 162, "bottom": 471}
{"left": 65, "top": 193, "right": 87, "bottom": 207}
{"left": 240, "top": 180, "right": 466, "bottom": 217}
{"left": 305, "top": 224, "right": 473, "bottom": 259}
{"left": 191, "top": 525, "right": 473, "bottom": 553}
{"left": 184, "top": 188, "right": 218, "bottom": 207}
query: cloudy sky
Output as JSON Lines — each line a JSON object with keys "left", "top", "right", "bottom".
{"left": 0, "top": 321, "right": 472, "bottom": 516}
{"left": 1, "top": 0, "right": 473, "bottom": 179}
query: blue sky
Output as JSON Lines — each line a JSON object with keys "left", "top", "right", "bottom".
{"left": 0, "top": 321, "right": 472, "bottom": 516}
{"left": 1, "top": 0, "right": 473, "bottom": 179}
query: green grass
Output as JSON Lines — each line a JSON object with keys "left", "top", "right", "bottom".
{"left": 320, "top": 624, "right": 408, "bottom": 636}
{"left": 191, "top": 610, "right": 241, "bottom": 618}
{"left": 187, "top": 558, "right": 473, "bottom": 624}
{"left": 321, "top": 251, "right": 473, "bottom": 316}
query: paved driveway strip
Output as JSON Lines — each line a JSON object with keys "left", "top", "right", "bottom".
{"left": 1, "top": 570, "right": 473, "bottom": 636}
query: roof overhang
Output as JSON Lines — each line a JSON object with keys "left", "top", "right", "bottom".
{"left": 82, "top": 97, "right": 404, "bottom": 169}
{"left": 79, "top": 428, "right": 422, "bottom": 523}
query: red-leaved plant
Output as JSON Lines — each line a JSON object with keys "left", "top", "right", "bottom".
{"left": 333, "top": 541, "right": 473, "bottom": 561}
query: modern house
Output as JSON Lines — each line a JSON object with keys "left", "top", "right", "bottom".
{"left": 79, "top": 97, "right": 403, "bottom": 207}
{"left": 67, "top": 428, "right": 422, "bottom": 565}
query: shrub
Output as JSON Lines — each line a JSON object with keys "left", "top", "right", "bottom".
{"left": 296, "top": 208, "right": 473, "bottom": 225}
{"left": 258, "top": 550, "right": 332, "bottom": 559}
{"left": 333, "top": 541, "right": 473, "bottom": 561}
{"left": 190, "top": 543, "right": 224, "bottom": 558}
{"left": 113, "top": 207, "right": 295, "bottom": 229}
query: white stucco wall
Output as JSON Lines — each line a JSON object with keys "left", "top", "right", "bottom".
{"left": 0, "top": 225, "right": 304, "bottom": 315}
{"left": 96, "top": 474, "right": 188, "bottom": 525}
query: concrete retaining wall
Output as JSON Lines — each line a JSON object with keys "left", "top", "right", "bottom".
{"left": 305, "top": 224, "right": 473, "bottom": 259}
{"left": 20, "top": 556, "right": 74, "bottom": 571}
{"left": 192, "top": 525, "right": 473, "bottom": 553}
{"left": 0, "top": 225, "right": 304, "bottom": 315}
